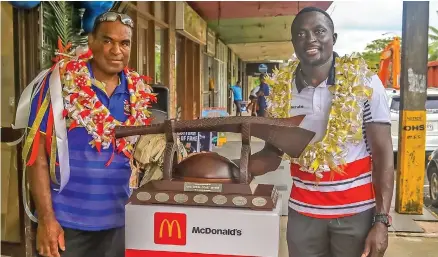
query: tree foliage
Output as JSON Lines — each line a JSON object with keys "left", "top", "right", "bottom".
{"left": 41, "top": 1, "right": 87, "bottom": 68}
{"left": 358, "top": 10, "right": 437, "bottom": 70}
{"left": 429, "top": 11, "right": 438, "bottom": 61}
{"left": 358, "top": 37, "right": 394, "bottom": 73}
{"left": 41, "top": 2, "right": 120, "bottom": 69}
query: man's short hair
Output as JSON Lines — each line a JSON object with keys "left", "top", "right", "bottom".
{"left": 291, "top": 7, "right": 335, "bottom": 35}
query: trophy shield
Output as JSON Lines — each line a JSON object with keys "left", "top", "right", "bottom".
{"left": 115, "top": 115, "right": 315, "bottom": 210}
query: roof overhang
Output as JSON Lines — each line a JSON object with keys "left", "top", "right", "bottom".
{"left": 189, "top": 1, "right": 332, "bottom": 61}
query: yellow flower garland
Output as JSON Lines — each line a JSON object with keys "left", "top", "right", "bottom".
{"left": 265, "top": 54, "right": 374, "bottom": 180}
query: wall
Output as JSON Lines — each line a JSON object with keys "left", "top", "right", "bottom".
{"left": 174, "top": 2, "right": 203, "bottom": 119}
{"left": 1, "top": 1, "right": 20, "bottom": 243}
{"left": 216, "top": 40, "right": 228, "bottom": 108}
{"left": 124, "top": 1, "right": 177, "bottom": 118}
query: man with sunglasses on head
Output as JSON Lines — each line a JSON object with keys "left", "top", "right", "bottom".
{"left": 23, "top": 12, "right": 152, "bottom": 257}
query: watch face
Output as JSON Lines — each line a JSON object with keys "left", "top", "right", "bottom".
{"left": 374, "top": 215, "right": 391, "bottom": 227}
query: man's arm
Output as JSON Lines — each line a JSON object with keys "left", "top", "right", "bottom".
{"left": 233, "top": 143, "right": 283, "bottom": 176}
{"left": 363, "top": 75, "right": 394, "bottom": 214}
{"left": 27, "top": 75, "right": 56, "bottom": 220}
{"left": 256, "top": 89, "right": 264, "bottom": 97}
{"left": 361, "top": 75, "right": 394, "bottom": 257}
{"left": 365, "top": 123, "right": 394, "bottom": 214}
{"left": 28, "top": 135, "right": 55, "bottom": 221}
{"left": 26, "top": 72, "right": 65, "bottom": 257}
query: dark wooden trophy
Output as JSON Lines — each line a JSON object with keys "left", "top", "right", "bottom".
{"left": 115, "top": 115, "right": 314, "bottom": 210}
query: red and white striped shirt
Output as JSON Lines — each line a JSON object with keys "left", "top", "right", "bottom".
{"left": 289, "top": 74, "right": 391, "bottom": 219}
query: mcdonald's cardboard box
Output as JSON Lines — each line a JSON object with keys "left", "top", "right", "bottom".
{"left": 125, "top": 195, "right": 282, "bottom": 257}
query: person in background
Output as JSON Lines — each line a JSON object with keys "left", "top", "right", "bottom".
{"left": 247, "top": 85, "right": 260, "bottom": 116}
{"left": 256, "top": 74, "right": 270, "bottom": 117}
{"left": 230, "top": 80, "right": 243, "bottom": 116}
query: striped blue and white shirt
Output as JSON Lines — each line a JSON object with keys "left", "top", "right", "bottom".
{"left": 28, "top": 62, "right": 132, "bottom": 231}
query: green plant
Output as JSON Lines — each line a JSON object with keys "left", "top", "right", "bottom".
{"left": 359, "top": 37, "right": 395, "bottom": 72}
{"left": 41, "top": 1, "right": 87, "bottom": 68}
{"left": 429, "top": 26, "right": 438, "bottom": 61}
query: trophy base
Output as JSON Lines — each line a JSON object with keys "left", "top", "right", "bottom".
{"left": 130, "top": 180, "right": 279, "bottom": 210}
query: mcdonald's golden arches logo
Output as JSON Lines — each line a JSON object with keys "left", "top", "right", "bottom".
{"left": 154, "top": 212, "right": 187, "bottom": 245}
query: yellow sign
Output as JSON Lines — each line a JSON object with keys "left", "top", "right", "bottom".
{"left": 396, "top": 110, "right": 426, "bottom": 214}
{"left": 159, "top": 219, "right": 182, "bottom": 239}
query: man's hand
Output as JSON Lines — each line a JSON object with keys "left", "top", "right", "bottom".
{"left": 29, "top": 135, "right": 64, "bottom": 257}
{"left": 232, "top": 143, "right": 283, "bottom": 177}
{"left": 37, "top": 216, "right": 65, "bottom": 257}
{"left": 364, "top": 123, "right": 393, "bottom": 257}
{"left": 361, "top": 223, "right": 388, "bottom": 257}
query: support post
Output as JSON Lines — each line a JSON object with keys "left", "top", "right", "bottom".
{"left": 396, "top": 1, "right": 429, "bottom": 214}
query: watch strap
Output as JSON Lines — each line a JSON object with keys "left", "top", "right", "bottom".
{"left": 373, "top": 213, "right": 392, "bottom": 227}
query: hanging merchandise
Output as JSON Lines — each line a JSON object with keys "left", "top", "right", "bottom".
{"left": 8, "top": 1, "right": 40, "bottom": 10}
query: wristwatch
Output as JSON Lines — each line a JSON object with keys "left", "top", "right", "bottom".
{"left": 372, "top": 213, "right": 392, "bottom": 227}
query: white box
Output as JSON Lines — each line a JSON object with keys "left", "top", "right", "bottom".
{"left": 126, "top": 195, "right": 282, "bottom": 257}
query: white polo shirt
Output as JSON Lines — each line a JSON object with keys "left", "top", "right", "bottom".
{"left": 250, "top": 86, "right": 260, "bottom": 97}
{"left": 288, "top": 74, "right": 391, "bottom": 218}
{"left": 290, "top": 74, "right": 391, "bottom": 162}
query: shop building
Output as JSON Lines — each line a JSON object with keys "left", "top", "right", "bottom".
{"left": 1, "top": 2, "right": 333, "bottom": 256}
{"left": 189, "top": 1, "right": 332, "bottom": 115}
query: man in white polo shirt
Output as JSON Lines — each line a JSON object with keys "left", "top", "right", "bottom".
{"left": 246, "top": 7, "right": 394, "bottom": 257}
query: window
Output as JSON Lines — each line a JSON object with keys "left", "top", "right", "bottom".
{"left": 390, "top": 97, "right": 400, "bottom": 111}
{"left": 391, "top": 96, "right": 438, "bottom": 113}
{"left": 426, "top": 96, "right": 438, "bottom": 113}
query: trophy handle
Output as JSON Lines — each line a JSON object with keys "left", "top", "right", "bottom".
{"left": 240, "top": 123, "right": 251, "bottom": 184}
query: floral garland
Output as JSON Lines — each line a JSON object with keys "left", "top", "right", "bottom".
{"left": 60, "top": 51, "right": 157, "bottom": 163}
{"left": 265, "top": 54, "right": 374, "bottom": 179}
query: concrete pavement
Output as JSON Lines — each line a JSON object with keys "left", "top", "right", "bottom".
{"left": 277, "top": 216, "right": 438, "bottom": 257}
{"left": 215, "top": 134, "right": 438, "bottom": 232}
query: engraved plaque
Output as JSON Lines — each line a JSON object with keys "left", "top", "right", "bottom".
{"left": 184, "top": 182, "right": 223, "bottom": 193}
{"left": 137, "top": 192, "right": 151, "bottom": 201}
{"left": 174, "top": 194, "right": 189, "bottom": 203}
{"left": 193, "top": 194, "right": 208, "bottom": 204}
{"left": 155, "top": 193, "right": 170, "bottom": 202}
{"left": 232, "top": 196, "right": 247, "bottom": 206}
{"left": 212, "top": 195, "right": 227, "bottom": 205}
{"left": 252, "top": 197, "right": 267, "bottom": 207}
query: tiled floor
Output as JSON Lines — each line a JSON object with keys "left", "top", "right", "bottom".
{"left": 215, "top": 138, "right": 438, "bottom": 233}
{"left": 216, "top": 137, "right": 438, "bottom": 256}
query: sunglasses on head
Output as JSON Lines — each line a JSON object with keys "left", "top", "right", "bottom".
{"left": 93, "top": 11, "right": 134, "bottom": 30}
